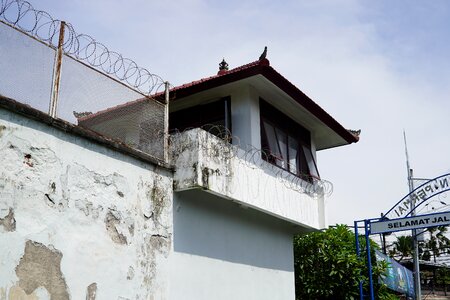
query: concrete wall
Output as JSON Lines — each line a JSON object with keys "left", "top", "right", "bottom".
{"left": 0, "top": 108, "right": 173, "bottom": 300}
{"left": 171, "top": 129, "right": 325, "bottom": 229}
{"left": 170, "top": 190, "right": 295, "bottom": 300}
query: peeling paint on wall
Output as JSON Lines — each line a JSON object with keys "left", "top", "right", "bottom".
{"left": 86, "top": 283, "right": 97, "bottom": 300}
{"left": 0, "top": 208, "right": 15, "bottom": 232}
{"left": 139, "top": 234, "right": 171, "bottom": 293}
{"left": 201, "top": 167, "right": 210, "bottom": 188}
{"left": 149, "top": 175, "right": 169, "bottom": 224}
{"left": 8, "top": 284, "right": 51, "bottom": 299}
{"left": 105, "top": 210, "right": 128, "bottom": 245}
{"left": 0, "top": 124, "right": 6, "bottom": 137}
{"left": 15, "top": 240, "right": 69, "bottom": 300}
{"left": 0, "top": 109, "right": 173, "bottom": 299}
{"left": 23, "top": 154, "right": 33, "bottom": 167}
{"left": 126, "top": 267, "right": 134, "bottom": 280}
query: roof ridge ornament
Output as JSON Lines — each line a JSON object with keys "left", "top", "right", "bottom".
{"left": 218, "top": 58, "right": 229, "bottom": 75}
{"left": 259, "top": 46, "right": 267, "bottom": 60}
{"left": 348, "top": 129, "right": 361, "bottom": 140}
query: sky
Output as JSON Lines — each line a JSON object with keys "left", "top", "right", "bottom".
{"left": 3, "top": 0, "right": 450, "bottom": 226}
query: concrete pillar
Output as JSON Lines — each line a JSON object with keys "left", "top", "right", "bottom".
{"left": 230, "top": 86, "right": 261, "bottom": 150}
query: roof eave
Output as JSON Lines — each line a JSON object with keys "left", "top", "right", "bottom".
{"left": 170, "top": 62, "right": 359, "bottom": 146}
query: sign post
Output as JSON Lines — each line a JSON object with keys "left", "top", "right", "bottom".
{"left": 355, "top": 173, "right": 450, "bottom": 300}
{"left": 370, "top": 211, "right": 450, "bottom": 234}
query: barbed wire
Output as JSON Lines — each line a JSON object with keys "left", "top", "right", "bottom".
{"left": 0, "top": 0, "right": 166, "bottom": 96}
{"left": 415, "top": 191, "right": 450, "bottom": 216}
{"left": 169, "top": 125, "right": 334, "bottom": 197}
{"left": 1, "top": 0, "right": 333, "bottom": 196}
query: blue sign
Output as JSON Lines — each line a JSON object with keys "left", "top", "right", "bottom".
{"left": 375, "top": 250, "right": 415, "bottom": 298}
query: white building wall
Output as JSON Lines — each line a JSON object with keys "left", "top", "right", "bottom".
{"left": 169, "top": 191, "right": 295, "bottom": 300}
{"left": 0, "top": 108, "right": 173, "bottom": 300}
{"left": 230, "top": 85, "right": 261, "bottom": 150}
{"left": 309, "top": 138, "right": 326, "bottom": 227}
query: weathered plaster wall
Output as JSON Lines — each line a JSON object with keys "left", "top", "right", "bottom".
{"left": 170, "top": 191, "right": 295, "bottom": 300}
{"left": 171, "top": 129, "right": 325, "bottom": 229}
{"left": 0, "top": 108, "right": 173, "bottom": 300}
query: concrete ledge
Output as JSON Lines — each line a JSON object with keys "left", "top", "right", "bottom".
{"left": 171, "top": 128, "right": 325, "bottom": 229}
{"left": 0, "top": 94, "right": 172, "bottom": 170}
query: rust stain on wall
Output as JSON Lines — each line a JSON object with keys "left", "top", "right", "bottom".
{"left": 15, "top": 240, "right": 69, "bottom": 300}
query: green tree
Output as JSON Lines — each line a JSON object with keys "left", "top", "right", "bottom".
{"left": 293, "top": 225, "right": 396, "bottom": 300}
{"left": 389, "top": 235, "right": 413, "bottom": 262}
{"left": 419, "top": 226, "right": 450, "bottom": 294}
{"left": 421, "top": 226, "right": 450, "bottom": 262}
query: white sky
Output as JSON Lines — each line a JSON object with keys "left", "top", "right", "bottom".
{"left": 5, "top": 0, "right": 450, "bottom": 225}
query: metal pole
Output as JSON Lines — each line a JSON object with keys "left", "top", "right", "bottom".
{"left": 365, "top": 220, "right": 375, "bottom": 300}
{"left": 163, "top": 81, "right": 170, "bottom": 162}
{"left": 404, "top": 131, "right": 421, "bottom": 299}
{"left": 49, "top": 21, "right": 66, "bottom": 118}
{"left": 380, "top": 213, "right": 387, "bottom": 255}
{"left": 410, "top": 169, "right": 422, "bottom": 300}
{"left": 355, "top": 221, "right": 364, "bottom": 300}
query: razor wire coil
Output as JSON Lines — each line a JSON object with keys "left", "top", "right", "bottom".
{"left": 169, "top": 125, "right": 334, "bottom": 197}
{"left": 0, "top": 0, "right": 166, "bottom": 96}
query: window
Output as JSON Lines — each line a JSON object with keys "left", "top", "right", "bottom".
{"left": 260, "top": 99, "right": 319, "bottom": 181}
{"left": 169, "top": 97, "right": 231, "bottom": 139}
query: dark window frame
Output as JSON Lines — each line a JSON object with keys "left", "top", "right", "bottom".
{"left": 260, "top": 99, "right": 320, "bottom": 181}
{"left": 169, "top": 97, "right": 231, "bottom": 139}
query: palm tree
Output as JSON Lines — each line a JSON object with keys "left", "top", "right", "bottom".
{"left": 390, "top": 235, "right": 413, "bottom": 262}
{"left": 419, "top": 226, "right": 450, "bottom": 294}
{"left": 421, "top": 226, "right": 450, "bottom": 262}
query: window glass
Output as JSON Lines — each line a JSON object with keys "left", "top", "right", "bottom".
{"left": 302, "top": 145, "right": 319, "bottom": 178}
{"left": 169, "top": 97, "right": 231, "bottom": 139}
{"left": 260, "top": 99, "right": 319, "bottom": 180}
{"left": 263, "top": 121, "right": 280, "bottom": 160}
{"left": 275, "top": 127, "right": 287, "bottom": 169}
{"left": 288, "top": 136, "right": 298, "bottom": 175}
{"left": 298, "top": 149, "right": 309, "bottom": 178}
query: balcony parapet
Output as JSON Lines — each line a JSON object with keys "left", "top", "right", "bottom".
{"left": 170, "top": 128, "right": 329, "bottom": 228}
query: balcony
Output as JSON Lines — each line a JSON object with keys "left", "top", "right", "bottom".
{"left": 170, "top": 128, "right": 327, "bottom": 229}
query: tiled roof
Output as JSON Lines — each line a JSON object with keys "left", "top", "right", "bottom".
{"left": 171, "top": 59, "right": 267, "bottom": 92}
{"left": 78, "top": 58, "right": 359, "bottom": 145}
{"left": 77, "top": 59, "right": 268, "bottom": 123}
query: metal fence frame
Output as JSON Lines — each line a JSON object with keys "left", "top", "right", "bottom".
{"left": 0, "top": 0, "right": 170, "bottom": 162}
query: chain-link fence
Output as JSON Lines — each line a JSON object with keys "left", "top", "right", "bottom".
{"left": 0, "top": 0, "right": 168, "bottom": 161}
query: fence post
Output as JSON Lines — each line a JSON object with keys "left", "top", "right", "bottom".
{"left": 164, "top": 81, "right": 170, "bottom": 162}
{"left": 49, "top": 21, "right": 65, "bottom": 118}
